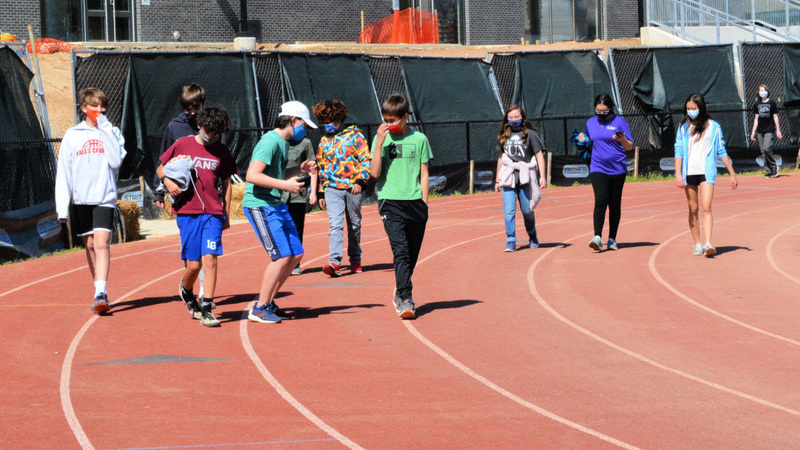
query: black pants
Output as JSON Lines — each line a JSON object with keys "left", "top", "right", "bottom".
{"left": 589, "top": 172, "right": 626, "bottom": 239}
{"left": 379, "top": 199, "right": 428, "bottom": 300}
{"left": 287, "top": 202, "right": 307, "bottom": 243}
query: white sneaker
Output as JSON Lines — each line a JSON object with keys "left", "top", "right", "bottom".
{"left": 702, "top": 243, "right": 716, "bottom": 258}
{"left": 692, "top": 243, "right": 703, "bottom": 256}
{"left": 607, "top": 238, "right": 618, "bottom": 251}
{"left": 589, "top": 235, "right": 603, "bottom": 251}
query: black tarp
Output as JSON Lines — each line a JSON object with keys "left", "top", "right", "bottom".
{"left": 513, "top": 51, "right": 613, "bottom": 118}
{"left": 781, "top": 45, "right": 800, "bottom": 141}
{"left": 400, "top": 57, "right": 501, "bottom": 165}
{"left": 119, "top": 53, "right": 259, "bottom": 185}
{"left": 0, "top": 46, "right": 61, "bottom": 261}
{"left": 0, "top": 46, "right": 43, "bottom": 141}
{"left": 631, "top": 45, "right": 744, "bottom": 148}
{"left": 281, "top": 54, "right": 382, "bottom": 125}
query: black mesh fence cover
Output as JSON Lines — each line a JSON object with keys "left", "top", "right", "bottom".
{"left": 253, "top": 53, "right": 284, "bottom": 128}
{"left": 73, "top": 53, "right": 130, "bottom": 125}
{"left": 611, "top": 46, "right": 746, "bottom": 152}
{"left": 490, "top": 53, "right": 516, "bottom": 110}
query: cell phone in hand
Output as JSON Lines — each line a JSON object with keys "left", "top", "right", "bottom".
{"left": 615, "top": 131, "right": 625, "bottom": 137}
{"left": 298, "top": 173, "right": 311, "bottom": 187}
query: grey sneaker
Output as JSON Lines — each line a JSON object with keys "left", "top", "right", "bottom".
{"left": 703, "top": 243, "right": 716, "bottom": 258}
{"left": 692, "top": 243, "right": 703, "bottom": 256}
{"left": 179, "top": 280, "right": 201, "bottom": 319}
{"left": 198, "top": 300, "right": 220, "bottom": 327}
{"left": 606, "top": 238, "right": 618, "bottom": 251}
{"left": 589, "top": 235, "right": 603, "bottom": 251}
{"left": 398, "top": 298, "right": 416, "bottom": 320}
{"left": 392, "top": 292, "right": 403, "bottom": 314}
{"left": 291, "top": 265, "right": 302, "bottom": 276}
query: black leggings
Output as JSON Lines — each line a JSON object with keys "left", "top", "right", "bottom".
{"left": 589, "top": 172, "right": 626, "bottom": 239}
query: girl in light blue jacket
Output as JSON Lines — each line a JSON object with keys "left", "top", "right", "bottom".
{"left": 674, "top": 93, "right": 738, "bottom": 258}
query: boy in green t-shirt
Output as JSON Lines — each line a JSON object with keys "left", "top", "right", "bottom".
{"left": 242, "top": 101, "right": 318, "bottom": 324}
{"left": 370, "top": 94, "right": 433, "bottom": 319}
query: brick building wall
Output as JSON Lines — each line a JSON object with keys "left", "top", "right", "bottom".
{"left": 604, "top": 0, "right": 643, "bottom": 39}
{"left": 136, "top": 0, "right": 390, "bottom": 43}
{"left": 465, "top": 0, "right": 526, "bottom": 45}
{"left": 2, "top": 0, "right": 642, "bottom": 44}
{"left": 0, "top": 0, "right": 41, "bottom": 39}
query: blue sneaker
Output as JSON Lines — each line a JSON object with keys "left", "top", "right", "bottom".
{"left": 267, "top": 302, "right": 289, "bottom": 320}
{"left": 248, "top": 302, "right": 282, "bottom": 324}
{"left": 504, "top": 242, "right": 515, "bottom": 252}
{"left": 92, "top": 292, "right": 110, "bottom": 315}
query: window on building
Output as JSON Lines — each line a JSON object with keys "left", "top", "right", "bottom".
{"left": 41, "top": 0, "right": 133, "bottom": 41}
{"left": 528, "top": 0, "right": 602, "bottom": 43}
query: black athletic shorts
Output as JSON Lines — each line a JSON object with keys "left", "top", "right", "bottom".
{"left": 73, "top": 205, "right": 115, "bottom": 236}
{"left": 685, "top": 174, "right": 706, "bottom": 186}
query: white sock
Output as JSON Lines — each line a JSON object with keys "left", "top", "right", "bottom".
{"left": 94, "top": 281, "right": 107, "bottom": 297}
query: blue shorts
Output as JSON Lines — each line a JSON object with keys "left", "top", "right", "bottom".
{"left": 244, "top": 204, "right": 304, "bottom": 262}
{"left": 176, "top": 214, "right": 224, "bottom": 261}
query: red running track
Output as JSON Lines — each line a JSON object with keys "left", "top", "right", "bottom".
{"left": 2, "top": 174, "right": 800, "bottom": 448}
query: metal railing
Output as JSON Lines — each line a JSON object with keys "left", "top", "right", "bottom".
{"left": 648, "top": 0, "right": 800, "bottom": 43}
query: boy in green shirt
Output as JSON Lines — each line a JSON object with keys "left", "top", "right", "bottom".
{"left": 370, "top": 94, "right": 433, "bottom": 319}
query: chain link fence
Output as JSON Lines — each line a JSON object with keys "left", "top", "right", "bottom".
{"left": 253, "top": 53, "right": 283, "bottom": 128}
{"left": 73, "top": 53, "right": 130, "bottom": 124}
{"left": 0, "top": 138, "right": 59, "bottom": 213}
{"left": 490, "top": 53, "right": 517, "bottom": 110}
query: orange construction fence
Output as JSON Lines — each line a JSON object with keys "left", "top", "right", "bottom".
{"left": 359, "top": 8, "right": 439, "bottom": 45}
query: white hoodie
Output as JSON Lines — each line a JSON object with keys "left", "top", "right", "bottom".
{"left": 55, "top": 116, "right": 127, "bottom": 220}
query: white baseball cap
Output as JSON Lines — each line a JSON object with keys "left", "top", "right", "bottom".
{"left": 279, "top": 101, "right": 318, "bottom": 129}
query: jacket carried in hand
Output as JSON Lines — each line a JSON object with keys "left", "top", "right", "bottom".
{"left": 316, "top": 125, "right": 370, "bottom": 194}
{"left": 55, "top": 116, "right": 127, "bottom": 220}
{"left": 674, "top": 119, "right": 727, "bottom": 185}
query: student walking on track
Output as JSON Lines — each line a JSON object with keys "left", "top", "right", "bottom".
{"left": 494, "top": 104, "right": 546, "bottom": 252}
{"left": 674, "top": 93, "right": 738, "bottom": 257}
{"left": 55, "top": 88, "right": 126, "bottom": 315}
{"left": 577, "top": 93, "right": 633, "bottom": 252}
{"left": 370, "top": 94, "right": 432, "bottom": 320}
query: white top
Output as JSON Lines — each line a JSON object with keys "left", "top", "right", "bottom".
{"left": 55, "top": 116, "right": 127, "bottom": 219}
{"left": 686, "top": 125, "right": 711, "bottom": 176}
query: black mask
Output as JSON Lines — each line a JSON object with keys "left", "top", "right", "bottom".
{"left": 187, "top": 113, "right": 198, "bottom": 130}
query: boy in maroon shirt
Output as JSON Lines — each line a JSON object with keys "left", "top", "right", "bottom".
{"left": 157, "top": 107, "right": 238, "bottom": 327}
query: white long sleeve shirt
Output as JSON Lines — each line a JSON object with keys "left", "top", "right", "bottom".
{"left": 55, "top": 116, "right": 126, "bottom": 220}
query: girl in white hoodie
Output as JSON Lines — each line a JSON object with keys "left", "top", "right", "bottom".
{"left": 55, "top": 88, "right": 126, "bottom": 314}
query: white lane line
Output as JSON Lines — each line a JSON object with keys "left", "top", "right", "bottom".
{"left": 524, "top": 203, "right": 800, "bottom": 417}
{"left": 61, "top": 245, "right": 258, "bottom": 449}
{"left": 3, "top": 229, "right": 257, "bottom": 298}
{"left": 1, "top": 243, "right": 177, "bottom": 299}
{"left": 239, "top": 304, "right": 362, "bottom": 450}
{"left": 766, "top": 221, "right": 800, "bottom": 286}
{"left": 648, "top": 200, "right": 800, "bottom": 346}
{"left": 404, "top": 322, "right": 639, "bottom": 449}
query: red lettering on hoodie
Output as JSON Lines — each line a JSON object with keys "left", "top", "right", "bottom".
{"left": 76, "top": 139, "right": 105, "bottom": 156}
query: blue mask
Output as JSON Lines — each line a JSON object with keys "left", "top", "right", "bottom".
{"left": 687, "top": 109, "right": 700, "bottom": 120}
{"left": 508, "top": 119, "right": 523, "bottom": 128}
{"left": 292, "top": 123, "right": 307, "bottom": 141}
{"left": 323, "top": 123, "right": 338, "bottom": 134}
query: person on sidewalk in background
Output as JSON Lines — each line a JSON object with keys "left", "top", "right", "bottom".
{"left": 494, "top": 104, "right": 546, "bottom": 252}
{"left": 56, "top": 88, "right": 127, "bottom": 315}
{"left": 157, "top": 107, "right": 238, "bottom": 327}
{"left": 370, "top": 94, "right": 432, "bottom": 320}
{"left": 282, "top": 136, "right": 318, "bottom": 276}
{"left": 578, "top": 93, "right": 634, "bottom": 252}
{"left": 313, "top": 99, "right": 371, "bottom": 277}
{"left": 242, "top": 101, "right": 317, "bottom": 324}
{"left": 749, "top": 84, "right": 782, "bottom": 178}
{"left": 675, "top": 93, "right": 738, "bottom": 258}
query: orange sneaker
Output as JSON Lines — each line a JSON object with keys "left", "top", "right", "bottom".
{"left": 323, "top": 262, "right": 341, "bottom": 277}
